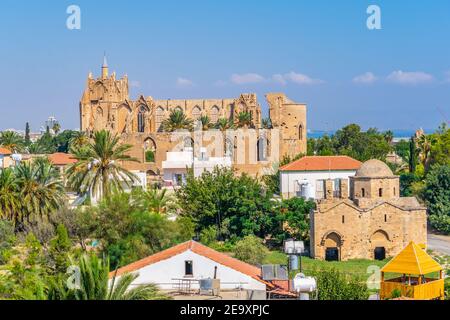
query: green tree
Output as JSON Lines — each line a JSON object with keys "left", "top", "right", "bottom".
{"left": 424, "top": 164, "right": 450, "bottom": 234}
{"left": 233, "top": 235, "right": 269, "bottom": 265}
{"left": 69, "top": 131, "right": 90, "bottom": 150}
{"left": 198, "top": 115, "right": 212, "bottom": 131}
{"left": 261, "top": 118, "right": 272, "bottom": 129}
{"left": 14, "top": 159, "right": 65, "bottom": 225}
{"left": 48, "top": 224, "right": 72, "bottom": 274}
{"left": 52, "top": 122, "right": 61, "bottom": 135}
{"left": 134, "top": 187, "right": 178, "bottom": 215}
{"left": 161, "top": 109, "right": 194, "bottom": 132}
{"left": 0, "top": 168, "right": 20, "bottom": 222}
{"left": 25, "top": 122, "right": 31, "bottom": 145}
{"left": 310, "top": 268, "right": 369, "bottom": 300}
{"left": 235, "top": 111, "right": 253, "bottom": 128}
{"left": 0, "top": 131, "right": 25, "bottom": 153}
{"left": 215, "top": 118, "right": 233, "bottom": 131}
{"left": 417, "top": 134, "right": 437, "bottom": 171}
{"left": 66, "top": 130, "right": 138, "bottom": 200}
{"left": 0, "top": 233, "right": 48, "bottom": 300}
{"left": 273, "top": 197, "right": 315, "bottom": 243}
{"left": 177, "top": 167, "right": 274, "bottom": 241}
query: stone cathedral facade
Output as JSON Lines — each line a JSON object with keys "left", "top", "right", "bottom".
{"left": 79, "top": 58, "right": 307, "bottom": 178}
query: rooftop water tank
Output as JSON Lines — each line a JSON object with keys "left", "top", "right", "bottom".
{"left": 293, "top": 273, "right": 317, "bottom": 293}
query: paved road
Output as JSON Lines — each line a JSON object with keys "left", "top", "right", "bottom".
{"left": 427, "top": 233, "right": 450, "bottom": 256}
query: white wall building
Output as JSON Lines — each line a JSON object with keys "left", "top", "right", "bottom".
{"left": 280, "top": 156, "right": 362, "bottom": 200}
{"left": 162, "top": 147, "right": 232, "bottom": 187}
{"left": 111, "top": 240, "right": 267, "bottom": 292}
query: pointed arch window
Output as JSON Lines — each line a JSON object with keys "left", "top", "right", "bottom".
{"left": 299, "top": 123, "right": 304, "bottom": 140}
{"left": 137, "top": 106, "right": 146, "bottom": 133}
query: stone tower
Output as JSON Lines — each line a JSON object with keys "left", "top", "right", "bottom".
{"left": 79, "top": 56, "right": 129, "bottom": 133}
{"left": 266, "top": 93, "right": 307, "bottom": 159}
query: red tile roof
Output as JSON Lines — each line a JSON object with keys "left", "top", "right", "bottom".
{"left": 0, "top": 147, "right": 12, "bottom": 155}
{"left": 48, "top": 153, "right": 77, "bottom": 166}
{"left": 280, "top": 156, "right": 362, "bottom": 172}
{"left": 110, "top": 240, "right": 265, "bottom": 284}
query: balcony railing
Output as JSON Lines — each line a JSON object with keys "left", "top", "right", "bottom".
{"left": 380, "top": 277, "right": 445, "bottom": 300}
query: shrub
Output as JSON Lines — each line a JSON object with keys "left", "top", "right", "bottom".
{"left": 233, "top": 235, "right": 269, "bottom": 265}
{"left": 309, "top": 268, "right": 370, "bottom": 300}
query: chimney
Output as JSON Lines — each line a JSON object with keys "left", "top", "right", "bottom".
{"left": 340, "top": 179, "right": 349, "bottom": 199}
{"left": 325, "top": 179, "right": 334, "bottom": 200}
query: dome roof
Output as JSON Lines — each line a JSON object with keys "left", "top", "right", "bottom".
{"left": 355, "top": 159, "right": 393, "bottom": 177}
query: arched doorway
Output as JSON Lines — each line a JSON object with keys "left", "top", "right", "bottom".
{"left": 257, "top": 136, "right": 268, "bottom": 161}
{"left": 144, "top": 138, "right": 157, "bottom": 163}
{"left": 370, "top": 230, "right": 389, "bottom": 260}
{"left": 374, "top": 247, "right": 386, "bottom": 260}
{"left": 322, "top": 232, "right": 342, "bottom": 261}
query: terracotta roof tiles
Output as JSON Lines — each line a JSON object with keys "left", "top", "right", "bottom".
{"left": 280, "top": 156, "right": 362, "bottom": 172}
{"left": 110, "top": 240, "right": 265, "bottom": 284}
{"left": 48, "top": 153, "right": 77, "bottom": 166}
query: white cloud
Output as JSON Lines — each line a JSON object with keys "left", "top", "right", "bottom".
{"left": 386, "top": 70, "right": 434, "bottom": 85}
{"left": 272, "top": 74, "right": 287, "bottom": 85}
{"left": 231, "top": 73, "right": 266, "bottom": 85}
{"left": 284, "top": 71, "right": 323, "bottom": 85}
{"left": 353, "top": 72, "right": 377, "bottom": 84}
{"left": 176, "top": 77, "right": 194, "bottom": 87}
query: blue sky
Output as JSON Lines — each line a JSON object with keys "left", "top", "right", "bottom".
{"left": 0, "top": 0, "right": 449, "bottom": 132}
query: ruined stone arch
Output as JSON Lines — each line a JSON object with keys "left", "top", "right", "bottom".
{"left": 155, "top": 106, "right": 165, "bottom": 132}
{"left": 117, "top": 104, "right": 132, "bottom": 134}
{"left": 321, "top": 230, "right": 344, "bottom": 247}
{"left": 257, "top": 134, "right": 269, "bottom": 162}
{"left": 210, "top": 105, "right": 220, "bottom": 123}
{"left": 370, "top": 230, "right": 390, "bottom": 260}
{"left": 224, "top": 137, "right": 234, "bottom": 157}
{"left": 93, "top": 81, "right": 108, "bottom": 99}
{"left": 370, "top": 229, "right": 390, "bottom": 243}
{"left": 192, "top": 105, "right": 202, "bottom": 120}
{"left": 144, "top": 137, "right": 157, "bottom": 163}
{"left": 174, "top": 106, "right": 184, "bottom": 113}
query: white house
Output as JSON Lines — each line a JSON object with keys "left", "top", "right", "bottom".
{"left": 162, "top": 147, "right": 232, "bottom": 187}
{"left": 280, "top": 156, "right": 362, "bottom": 200}
{"left": 111, "top": 240, "right": 268, "bottom": 292}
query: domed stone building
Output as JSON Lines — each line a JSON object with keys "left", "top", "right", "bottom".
{"left": 309, "top": 159, "right": 427, "bottom": 261}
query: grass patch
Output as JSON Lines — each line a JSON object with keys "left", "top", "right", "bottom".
{"left": 263, "top": 250, "right": 389, "bottom": 282}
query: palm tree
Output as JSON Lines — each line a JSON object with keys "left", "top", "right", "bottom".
{"left": 235, "top": 112, "right": 253, "bottom": 128}
{"left": 14, "top": 159, "right": 65, "bottom": 223}
{"left": 261, "top": 118, "right": 272, "bottom": 129}
{"left": 417, "top": 134, "right": 436, "bottom": 170}
{"left": 69, "top": 131, "right": 89, "bottom": 150}
{"left": 52, "top": 123, "right": 61, "bottom": 135}
{"left": 66, "top": 130, "right": 138, "bottom": 201}
{"left": 0, "top": 168, "right": 20, "bottom": 223}
{"left": 161, "top": 110, "right": 194, "bottom": 132}
{"left": 0, "top": 131, "right": 25, "bottom": 153}
{"left": 136, "top": 187, "right": 178, "bottom": 215}
{"left": 384, "top": 130, "right": 394, "bottom": 144}
{"left": 198, "top": 115, "right": 212, "bottom": 131}
{"left": 48, "top": 254, "right": 169, "bottom": 300}
{"left": 27, "top": 141, "right": 51, "bottom": 154}
{"left": 215, "top": 118, "right": 233, "bottom": 132}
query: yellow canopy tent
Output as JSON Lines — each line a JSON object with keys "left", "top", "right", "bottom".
{"left": 380, "top": 241, "right": 445, "bottom": 300}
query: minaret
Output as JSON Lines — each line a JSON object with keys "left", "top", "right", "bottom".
{"left": 101, "top": 54, "right": 109, "bottom": 79}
